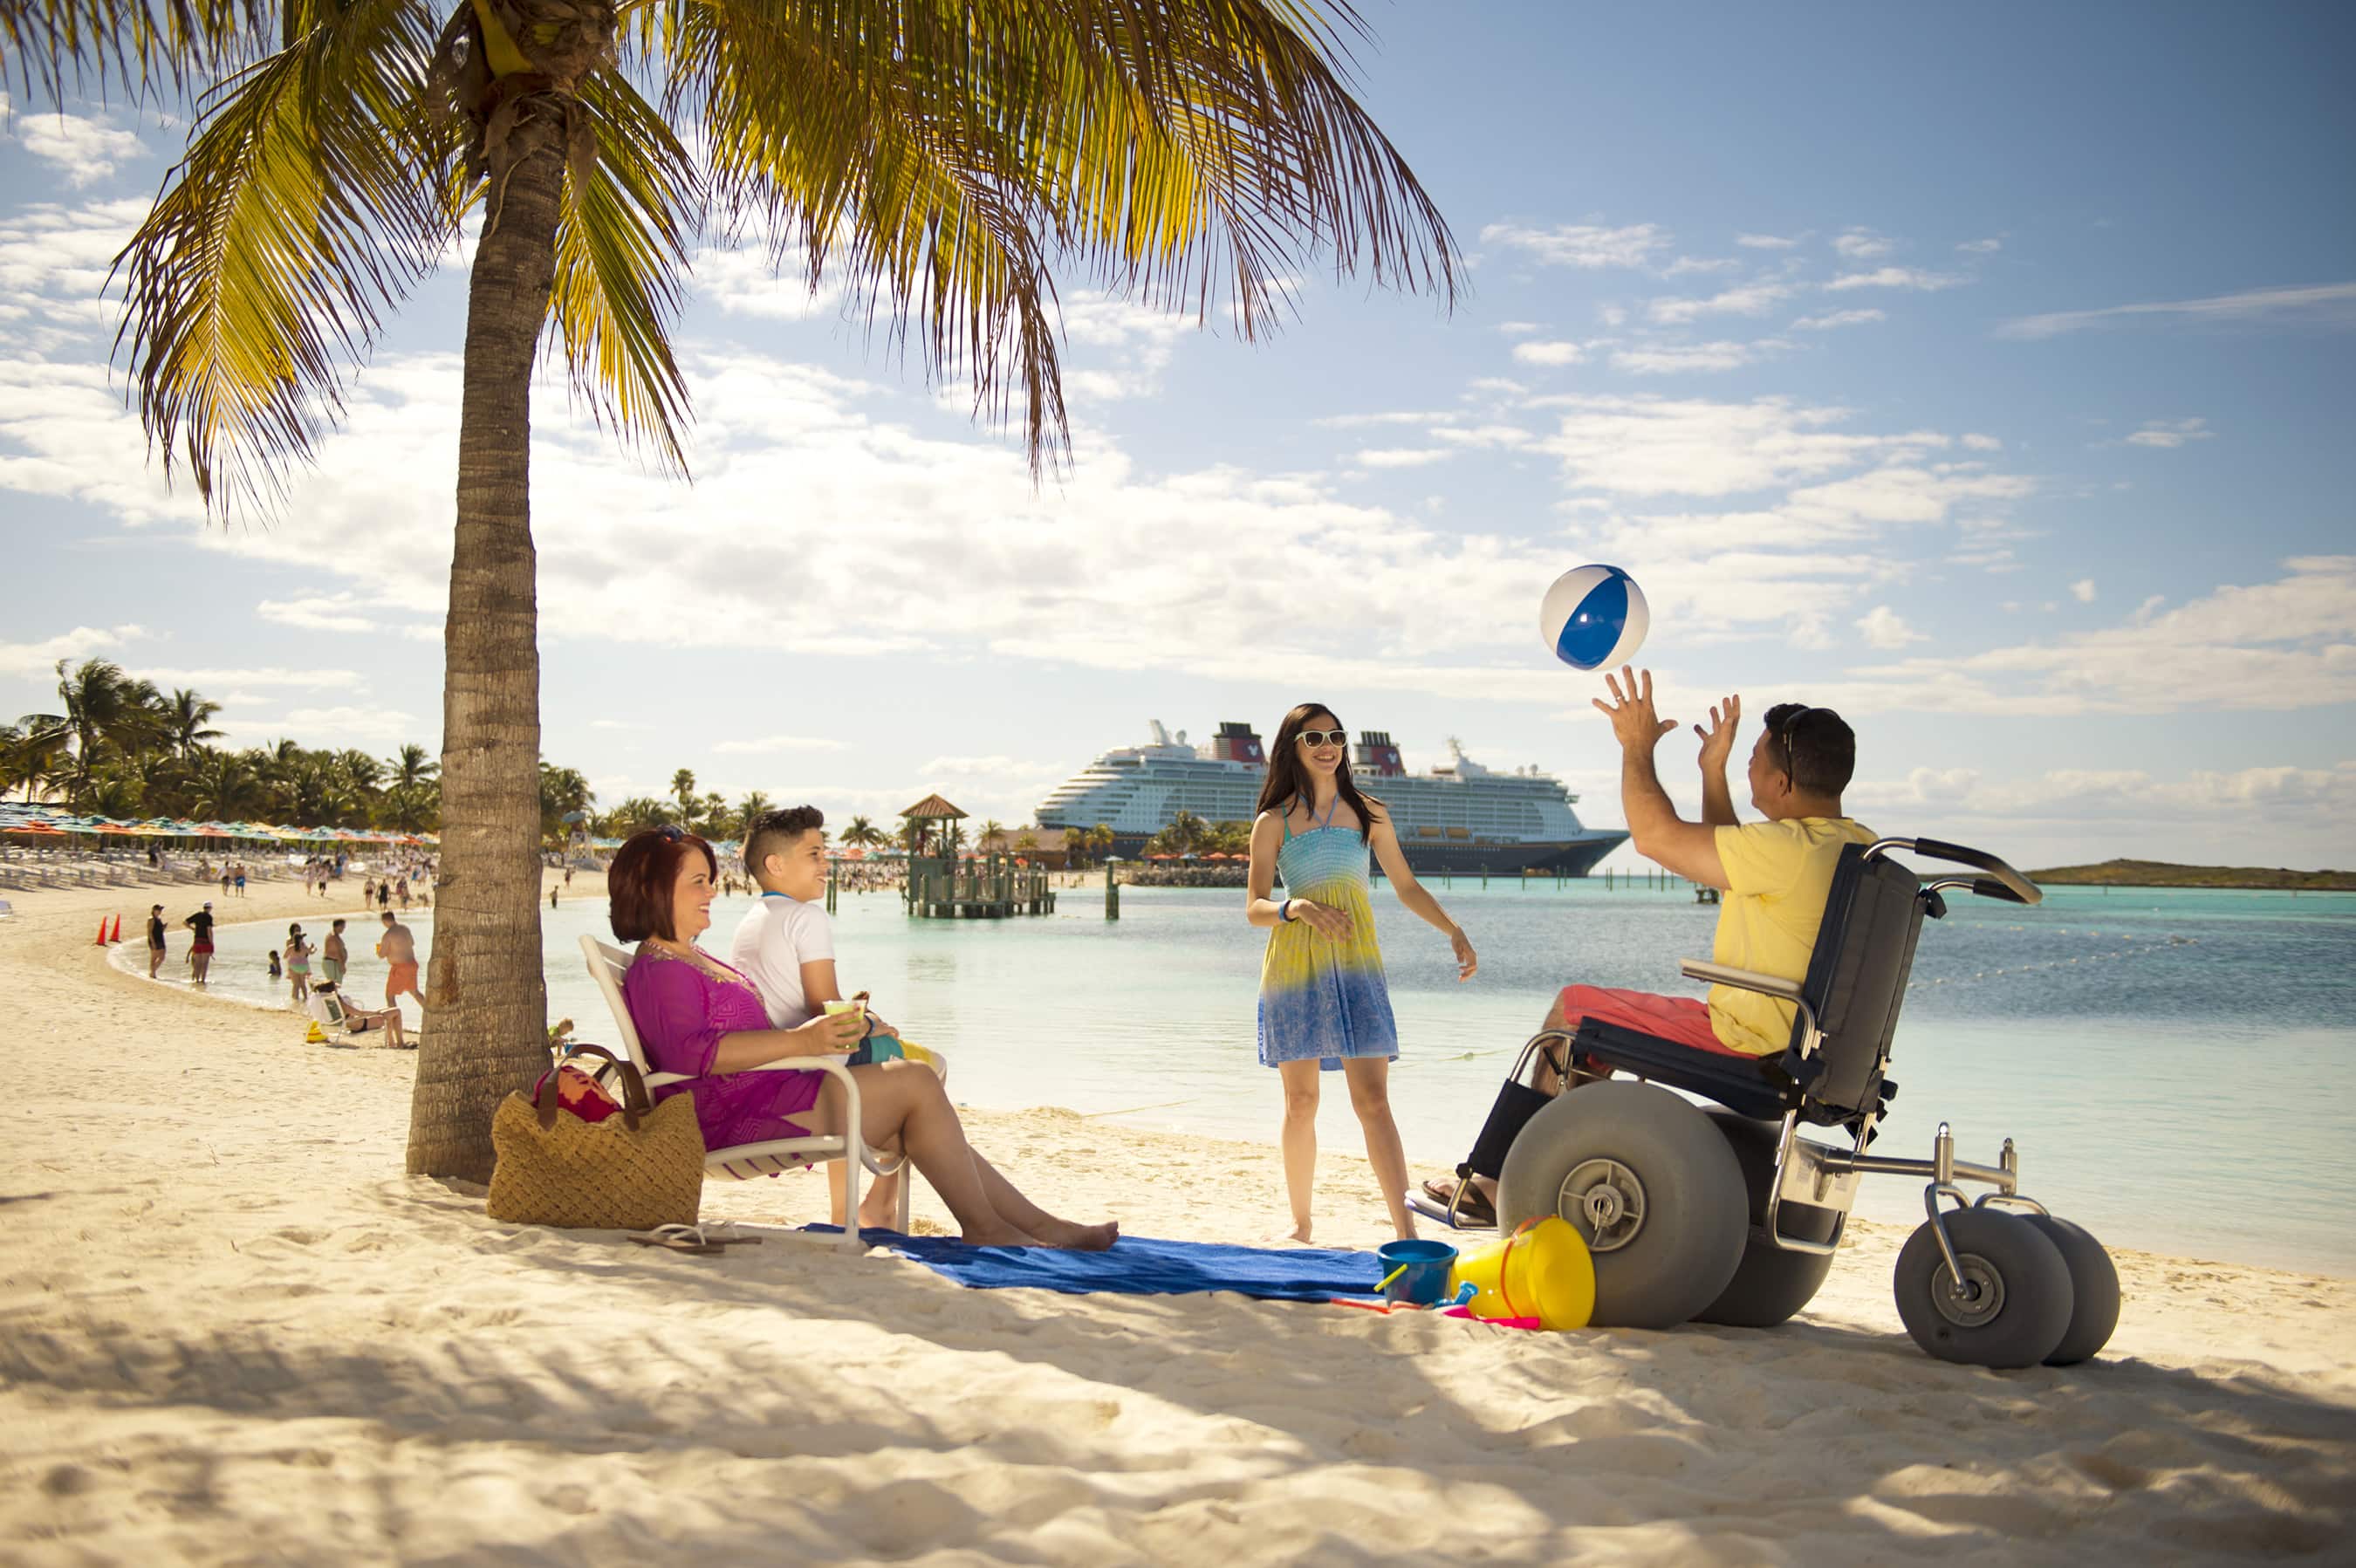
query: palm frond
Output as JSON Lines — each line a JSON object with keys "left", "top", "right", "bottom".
{"left": 650, "top": 0, "right": 1456, "bottom": 472}
{"left": 0, "top": 0, "right": 265, "bottom": 100}
{"left": 111, "top": 0, "right": 455, "bottom": 516}
{"left": 547, "top": 64, "right": 699, "bottom": 474}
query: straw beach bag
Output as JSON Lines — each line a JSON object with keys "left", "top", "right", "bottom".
{"left": 487, "top": 1045, "right": 705, "bottom": 1230}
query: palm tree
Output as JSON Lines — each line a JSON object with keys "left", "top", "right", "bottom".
{"left": 75, "top": 1, "right": 1457, "bottom": 1180}
{"left": 735, "top": 790, "right": 772, "bottom": 834}
{"left": 189, "top": 751, "right": 264, "bottom": 820}
{"left": 161, "top": 689, "right": 224, "bottom": 758}
{"left": 842, "top": 815, "right": 880, "bottom": 850}
{"left": 31, "top": 660, "right": 161, "bottom": 789}
{"left": 670, "top": 770, "right": 698, "bottom": 820}
{"left": 392, "top": 743, "right": 440, "bottom": 791}
{"left": 977, "top": 818, "right": 1005, "bottom": 852}
{"left": 538, "top": 761, "right": 593, "bottom": 843}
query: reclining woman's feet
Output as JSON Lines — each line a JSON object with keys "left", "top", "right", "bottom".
{"left": 1033, "top": 1217, "right": 1120, "bottom": 1251}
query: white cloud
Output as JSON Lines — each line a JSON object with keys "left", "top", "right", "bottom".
{"left": 0, "top": 622, "right": 142, "bottom": 678}
{"left": 1790, "top": 308, "right": 1886, "bottom": 331}
{"left": 2071, "top": 579, "right": 2098, "bottom": 603}
{"left": 2124, "top": 417, "right": 2213, "bottom": 449}
{"left": 220, "top": 705, "right": 418, "bottom": 747}
{"left": 1510, "top": 339, "right": 1585, "bottom": 366}
{"left": 1960, "top": 433, "right": 2002, "bottom": 451}
{"left": 1736, "top": 234, "right": 1803, "bottom": 250}
{"left": 1856, "top": 605, "right": 1927, "bottom": 648}
{"left": 1609, "top": 341, "right": 1763, "bottom": 374}
{"left": 1647, "top": 281, "right": 1792, "bottom": 325}
{"left": 0, "top": 99, "right": 147, "bottom": 188}
{"left": 1997, "top": 281, "right": 2356, "bottom": 340}
{"left": 1662, "top": 256, "right": 1740, "bottom": 277}
{"left": 136, "top": 666, "right": 364, "bottom": 690}
{"left": 1353, "top": 448, "right": 1454, "bottom": 469}
{"left": 1820, "top": 557, "right": 2356, "bottom": 716}
{"left": 1832, "top": 229, "right": 1894, "bottom": 261}
{"left": 1494, "top": 320, "right": 1544, "bottom": 336}
{"left": 1477, "top": 222, "right": 1670, "bottom": 270}
{"left": 712, "top": 735, "right": 853, "bottom": 756}
{"left": 1825, "top": 267, "right": 1967, "bottom": 293}
{"left": 255, "top": 592, "right": 409, "bottom": 633}
{"left": 1957, "top": 238, "right": 2003, "bottom": 255}
{"left": 1532, "top": 394, "right": 1952, "bottom": 498}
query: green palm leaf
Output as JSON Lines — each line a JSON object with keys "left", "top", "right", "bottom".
{"left": 0, "top": 0, "right": 264, "bottom": 96}
{"left": 548, "top": 65, "right": 699, "bottom": 473}
{"left": 110, "top": 0, "right": 452, "bottom": 513}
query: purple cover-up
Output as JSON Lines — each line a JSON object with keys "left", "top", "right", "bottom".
{"left": 621, "top": 946, "right": 825, "bottom": 1150}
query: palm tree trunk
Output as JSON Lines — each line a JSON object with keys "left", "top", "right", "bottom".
{"left": 406, "top": 109, "right": 566, "bottom": 1180}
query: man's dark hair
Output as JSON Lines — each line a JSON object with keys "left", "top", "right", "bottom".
{"left": 1763, "top": 703, "right": 1856, "bottom": 797}
{"left": 744, "top": 805, "right": 826, "bottom": 878}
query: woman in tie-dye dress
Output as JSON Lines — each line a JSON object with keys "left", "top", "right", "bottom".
{"left": 1249, "top": 703, "right": 1479, "bottom": 1243}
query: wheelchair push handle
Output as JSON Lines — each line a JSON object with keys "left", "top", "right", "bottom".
{"left": 1870, "top": 836, "right": 2043, "bottom": 907}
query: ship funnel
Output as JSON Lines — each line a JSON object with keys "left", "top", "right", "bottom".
{"left": 1148, "top": 719, "right": 1170, "bottom": 747}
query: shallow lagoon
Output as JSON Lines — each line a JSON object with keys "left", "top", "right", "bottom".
{"left": 164, "top": 879, "right": 2356, "bottom": 1275}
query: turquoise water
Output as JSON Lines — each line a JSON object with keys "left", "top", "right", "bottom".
{"left": 165, "top": 880, "right": 2356, "bottom": 1276}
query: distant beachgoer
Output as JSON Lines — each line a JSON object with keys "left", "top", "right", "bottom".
{"left": 550, "top": 886, "right": 559, "bottom": 910}
{"left": 614, "top": 825, "right": 1112, "bottom": 1249}
{"left": 268, "top": 948, "right": 282, "bottom": 980}
{"left": 219, "top": 869, "right": 231, "bottom": 899}
{"left": 234, "top": 863, "right": 247, "bottom": 898}
{"left": 378, "top": 910, "right": 424, "bottom": 1011}
{"left": 146, "top": 904, "right": 168, "bottom": 978}
{"left": 321, "top": 918, "right": 348, "bottom": 985}
{"left": 285, "top": 923, "right": 312, "bottom": 1004}
{"left": 309, "top": 982, "right": 408, "bottom": 1048}
{"left": 1250, "top": 703, "right": 1476, "bottom": 1245}
{"left": 184, "top": 902, "right": 216, "bottom": 984}
{"left": 1426, "top": 677, "right": 1873, "bottom": 1224}
{"left": 395, "top": 877, "right": 410, "bottom": 910}
{"left": 731, "top": 805, "right": 928, "bottom": 1230}
{"left": 376, "top": 880, "right": 392, "bottom": 914}
{"left": 362, "top": 876, "right": 376, "bottom": 906}
{"left": 564, "top": 865, "right": 574, "bottom": 887}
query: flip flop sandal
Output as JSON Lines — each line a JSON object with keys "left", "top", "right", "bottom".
{"left": 627, "top": 1222, "right": 764, "bottom": 1255}
{"left": 1421, "top": 1176, "right": 1496, "bottom": 1227}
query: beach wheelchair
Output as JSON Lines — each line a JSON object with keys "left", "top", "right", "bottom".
{"left": 1410, "top": 837, "right": 2120, "bottom": 1368}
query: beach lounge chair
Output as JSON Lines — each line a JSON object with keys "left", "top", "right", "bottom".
{"left": 1411, "top": 835, "right": 2120, "bottom": 1369}
{"left": 579, "top": 934, "right": 929, "bottom": 1250}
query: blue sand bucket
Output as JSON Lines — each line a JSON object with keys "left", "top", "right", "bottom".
{"left": 1375, "top": 1238, "right": 1459, "bottom": 1305}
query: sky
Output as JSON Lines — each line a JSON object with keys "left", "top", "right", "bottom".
{"left": 2, "top": 0, "right": 2352, "bottom": 870}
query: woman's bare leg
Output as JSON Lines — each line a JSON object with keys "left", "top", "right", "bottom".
{"left": 965, "top": 1151, "right": 1117, "bottom": 1250}
{"left": 1343, "top": 1057, "right": 1415, "bottom": 1241}
{"left": 818, "top": 1065, "right": 1031, "bottom": 1246}
{"left": 1277, "top": 1059, "right": 1321, "bottom": 1243}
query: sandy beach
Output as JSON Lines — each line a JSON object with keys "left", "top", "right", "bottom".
{"left": 3, "top": 873, "right": 2351, "bottom": 1564}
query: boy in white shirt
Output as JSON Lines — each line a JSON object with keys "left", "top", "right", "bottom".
{"left": 730, "top": 805, "right": 915, "bottom": 1229}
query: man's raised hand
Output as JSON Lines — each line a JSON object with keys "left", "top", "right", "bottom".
{"left": 1695, "top": 693, "right": 1742, "bottom": 773}
{"left": 1593, "top": 666, "right": 1678, "bottom": 751}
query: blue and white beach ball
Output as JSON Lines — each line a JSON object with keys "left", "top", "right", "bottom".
{"left": 1540, "top": 565, "right": 1650, "bottom": 670}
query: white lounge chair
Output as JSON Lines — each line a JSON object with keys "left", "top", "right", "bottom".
{"left": 579, "top": 934, "right": 923, "bottom": 1250}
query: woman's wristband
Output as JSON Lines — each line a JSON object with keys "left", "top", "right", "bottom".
{"left": 1278, "top": 899, "right": 1293, "bottom": 923}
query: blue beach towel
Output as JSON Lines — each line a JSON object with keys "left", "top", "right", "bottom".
{"left": 813, "top": 1226, "right": 1384, "bottom": 1303}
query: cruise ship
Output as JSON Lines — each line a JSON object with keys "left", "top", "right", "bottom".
{"left": 1036, "top": 721, "right": 1628, "bottom": 875}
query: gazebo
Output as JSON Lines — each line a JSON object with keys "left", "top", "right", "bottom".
{"left": 897, "top": 793, "right": 967, "bottom": 859}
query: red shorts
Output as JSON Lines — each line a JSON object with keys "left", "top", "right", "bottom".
{"left": 1556, "top": 985, "right": 1753, "bottom": 1059}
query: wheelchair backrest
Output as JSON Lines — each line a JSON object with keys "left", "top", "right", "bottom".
{"left": 1792, "top": 843, "right": 1929, "bottom": 1116}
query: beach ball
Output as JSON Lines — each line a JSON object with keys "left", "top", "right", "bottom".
{"left": 1540, "top": 565, "right": 1649, "bottom": 671}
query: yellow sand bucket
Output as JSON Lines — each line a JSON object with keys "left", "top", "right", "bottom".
{"left": 1448, "top": 1216, "right": 1596, "bottom": 1330}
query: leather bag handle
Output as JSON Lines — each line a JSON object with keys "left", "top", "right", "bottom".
{"left": 536, "top": 1044, "right": 652, "bottom": 1131}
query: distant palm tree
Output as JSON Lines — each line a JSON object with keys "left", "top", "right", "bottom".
{"left": 736, "top": 791, "right": 772, "bottom": 834}
{"left": 671, "top": 770, "right": 698, "bottom": 818}
{"left": 392, "top": 743, "right": 440, "bottom": 791}
{"left": 977, "top": 818, "right": 1006, "bottom": 852}
{"left": 161, "top": 688, "right": 224, "bottom": 758}
{"left": 189, "top": 751, "right": 263, "bottom": 820}
{"left": 842, "top": 815, "right": 881, "bottom": 850}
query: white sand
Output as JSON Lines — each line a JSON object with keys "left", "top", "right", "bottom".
{"left": 3, "top": 874, "right": 2350, "bottom": 1563}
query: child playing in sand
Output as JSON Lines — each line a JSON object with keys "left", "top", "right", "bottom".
{"left": 1248, "top": 702, "right": 1478, "bottom": 1244}
{"left": 730, "top": 805, "right": 938, "bottom": 1229}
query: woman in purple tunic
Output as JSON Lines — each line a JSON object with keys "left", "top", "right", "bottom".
{"left": 612, "top": 827, "right": 1116, "bottom": 1250}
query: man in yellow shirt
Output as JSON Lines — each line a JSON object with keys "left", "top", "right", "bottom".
{"left": 1428, "top": 666, "right": 1873, "bottom": 1220}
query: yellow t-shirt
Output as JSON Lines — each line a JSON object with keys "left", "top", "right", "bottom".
{"left": 1707, "top": 817, "right": 1878, "bottom": 1056}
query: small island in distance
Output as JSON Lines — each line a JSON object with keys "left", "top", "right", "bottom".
{"left": 2028, "top": 858, "right": 2354, "bottom": 891}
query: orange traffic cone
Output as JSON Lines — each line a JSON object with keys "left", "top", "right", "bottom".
{"left": 108, "top": 914, "right": 122, "bottom": 944}
{"left": 95, "top": 919, "right": 109, "bottom": 946}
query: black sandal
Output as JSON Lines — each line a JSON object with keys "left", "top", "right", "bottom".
{"left": 1421, "top": 1175, "right": 1496, "bottom": 1227}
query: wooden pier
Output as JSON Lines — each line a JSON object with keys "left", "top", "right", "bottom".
{"left": 903, "top": 852, "right": 1058, "bottom": 920}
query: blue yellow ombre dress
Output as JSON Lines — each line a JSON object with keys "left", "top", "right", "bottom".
{"left": 1257, "top": 809, "right": 1400, "bottom": 1070}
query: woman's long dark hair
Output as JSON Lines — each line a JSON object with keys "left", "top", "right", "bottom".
{"left": 1256, "top": 702, "right": 1384, "bottom": 845}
